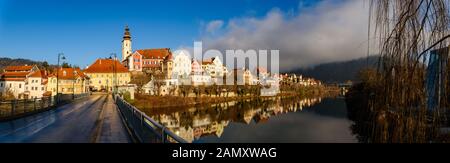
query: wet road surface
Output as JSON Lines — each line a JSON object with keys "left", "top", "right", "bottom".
{"left": 0, "top": 94, "right": 132, "bottom": 143}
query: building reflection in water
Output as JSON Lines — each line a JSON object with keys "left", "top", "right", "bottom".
{"left": 147, "top": 97, "right": 323, "bottom": 143}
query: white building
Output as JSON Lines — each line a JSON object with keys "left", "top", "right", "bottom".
{"left": 0, "top": 65, "right": 48, "bottom": 99}
{"left": 191, "top": 59, "right": 211, "bottom": 86}
{"left": 142, "top": 78, "right": 178, "bottom": 96}
{"left": 190, "top": 75, "right": 211, "bottom": 86}
{"left": 202, "top": 57, "right": 228, "bottom": 78}
{"left": 26, "top": 70, "right": 48, "bottom": 99}
{"left": 172, "top": 51, "right": 192, "bottom": 79}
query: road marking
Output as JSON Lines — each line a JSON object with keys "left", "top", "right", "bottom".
{"left": 91, "top": 95, "right": 108, "bottom": 143}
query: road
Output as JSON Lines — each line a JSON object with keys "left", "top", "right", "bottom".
{"left": 0, "top": 94, "right": 132, "bottom": 143}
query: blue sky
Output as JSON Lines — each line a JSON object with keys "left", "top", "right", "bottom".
{"left": 0, "top": 0, "right": 322, "bottom": 68}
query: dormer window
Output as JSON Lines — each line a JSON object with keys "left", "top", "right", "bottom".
{"left": 63, "top": 71, "right": 67, "bottom": 76}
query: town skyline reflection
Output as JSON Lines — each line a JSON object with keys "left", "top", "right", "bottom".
{"left": 146, "top": 97, "right": 323, "bottom": 143}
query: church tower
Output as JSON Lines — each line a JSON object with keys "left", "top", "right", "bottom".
{"left": 122, "top": 26, "right": 132, "bottom": 61}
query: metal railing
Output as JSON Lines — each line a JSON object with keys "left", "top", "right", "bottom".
{"left": 0, "top": 93, "right": 90, "bottom": 120}
{"left": 57, "top": 93, "right": 89, "bottom": 104}
{"left": 114, "top": 95, "right": 187, "bottom": 143}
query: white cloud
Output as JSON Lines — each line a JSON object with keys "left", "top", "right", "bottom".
{"left": 200, "top": 0, "right": 377, "bottom": 71}
{"left": 205, "top": 20, "right": 224, "bottom": 34}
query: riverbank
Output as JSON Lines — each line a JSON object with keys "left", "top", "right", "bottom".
{"left": 127, "top": 86, "right": 337, "bottom": 110}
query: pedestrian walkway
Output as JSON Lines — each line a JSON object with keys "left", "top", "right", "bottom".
{"left": 95, "top": 95, "right": 132, "bottom": 143}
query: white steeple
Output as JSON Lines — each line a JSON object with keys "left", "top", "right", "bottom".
{"left": 122, "top": 25, "right": 132, "bottom": 61}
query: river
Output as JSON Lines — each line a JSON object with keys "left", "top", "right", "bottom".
{"left": 146, "top": 96, "right": 358, "bottom": 143}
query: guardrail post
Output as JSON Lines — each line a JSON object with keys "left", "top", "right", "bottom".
{"left": 11, "top": 99, "right": 16, "bottom": 116}
{"left": 140, "top": 113, "right": 144, "bottom": 130}
{"left": 162, "top": 127, "right": 166, "bottom": 143}
{"left": 23, "top": 99, "right": 26, "bottom": 113}
{"left": 34, "top": 98, "right": 36, "bottom": 112}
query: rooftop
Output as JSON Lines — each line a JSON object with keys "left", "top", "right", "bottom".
{"left": 4, "top": 65, "right": 35, "bottom": 72}
{"left": 84, "top": 59, "right": 129, "bottom": 74}
{"left": 136, "top": 48, "right": 171, "bottom": 60}
{"left": 51, "top": 68, "right": 88, "bottom": 80}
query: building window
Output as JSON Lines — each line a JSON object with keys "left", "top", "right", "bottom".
{"left": 19, "top": 84, "right": 22, "bottom": 88}
{"left": 0, "top": 83, "right": 3, "bottom": 87}
{"left": 42, "top": 87, "right": 44, "bottom": 91}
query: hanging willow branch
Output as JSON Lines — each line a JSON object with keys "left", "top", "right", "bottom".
{"left": 367, "top": 0, "right": 450, "bottom": 143}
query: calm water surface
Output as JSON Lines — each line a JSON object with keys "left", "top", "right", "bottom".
{"left": 146, "top": 97, "right": 357, "bottom": 143}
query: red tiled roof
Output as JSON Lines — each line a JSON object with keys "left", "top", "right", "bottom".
{"left": 164, "top": 53, "right": 173, "bottom": 61}
{"left": 84, "top": 59, "right": 129, "bottom": 73}
{"left": 51, "top": 68, "right": 88, "bottom": 80}
{"left": 136, "top": 48, "right": 171, "bottom": 60}
{"left": 1, "top": 72, "right": 30, "bottom": 77}
{"left": 29, "top": 70, "right": 43, "bottom": 78}
{"left": 4, "top": 65, "right": 34, "bottom": 72}
{"left": 0, "top": 78, "right": 26, "bottom": 81}
{"left": 202, "top": 57, "right": 216, "bottom": 65}
{"left": 0, "top": 72, "right": 28, "bottom": 82}
{"left": 0, "top": 70, "right": 44, "bottom": 81}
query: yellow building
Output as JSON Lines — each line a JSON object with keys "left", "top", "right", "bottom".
{"left": 83, "top": 59, "right": 131, "bottom": 92}
{"left": 47, "top": 68, "right": 90, "bottom": 95}
{"left": 161, "top": 53, "right": 173, "bottom": 79}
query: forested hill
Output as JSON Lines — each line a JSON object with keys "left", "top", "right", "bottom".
{"left": 288, "top": 56, "right": 379, "bottom": 83}
{"left": 0, "top": 57, "right": 51, "bottom": 71}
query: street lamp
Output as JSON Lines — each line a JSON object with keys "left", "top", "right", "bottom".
{"left": 56, "top": 53, "right": 66, "bottom": 103}
{"left": 110, "top": 53, "right": 118, "bottom": 95}
{"left": 72, "top": 71, "right": 76, "bottom": 100}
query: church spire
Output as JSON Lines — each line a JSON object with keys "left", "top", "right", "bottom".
{"left": 123, "top": 25, "right": 131, "bottom": 40}
{"left": 122, "top": 25, "right": 132, "bottom": 62}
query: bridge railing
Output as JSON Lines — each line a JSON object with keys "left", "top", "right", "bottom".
{"left": 0, "top": 93, "right": 90, "bottom": 121}
{"left": 0, "top": 96, "right": 55, "bottom": 119}
{"left": 114, "top": 95, "right": 187, "bottom": 143}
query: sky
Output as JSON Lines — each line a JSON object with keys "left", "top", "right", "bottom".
{"left": 0, "top": 0, "right": 374, "bottom": 71}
